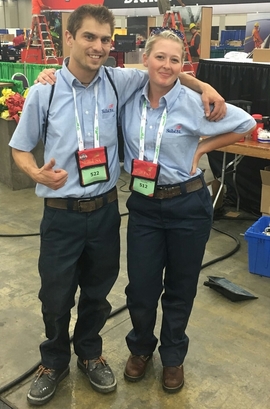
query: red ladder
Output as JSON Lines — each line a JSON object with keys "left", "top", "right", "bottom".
{"left": 163, "top": 11, "right": 195, "bottom": 76}
{"left": 25, "top": 15, "right": 58, "bottom": 65}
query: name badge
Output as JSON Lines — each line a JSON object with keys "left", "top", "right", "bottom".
{"left": 129, "top": 159, "right": 160, "bottom": 197}
{"left": 75, "top": 146, "right": 110, "bottom": 187}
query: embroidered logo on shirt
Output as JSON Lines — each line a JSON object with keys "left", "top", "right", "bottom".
{"left": 166, "top": 124, "right": 182, "bottom": 134}
{"left": 102, "top": 103, "right": 115, "bottom": 114}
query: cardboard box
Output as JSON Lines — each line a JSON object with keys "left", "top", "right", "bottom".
{"left": 260, "top": 166, "right": 270, "bottom": 215}
{"left": 0, "top": 34, "right": 14, "bottom": 42}
{"left": 227, "top": 40, "right": 242, "bottom": 47}
{"left": 207, "top": 179, "right": 224, "bottom": 209}
{"left": 253, "top": 49, "right": 270, "bottom": 63}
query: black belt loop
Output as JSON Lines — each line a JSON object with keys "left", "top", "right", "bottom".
{"left": 67, "top": 198, "right": 74, "bottom": 212}
{"left": 199, "top": 172, "right": 205, "bottom": 184}
{"left": 103, "top": 192, "right": 108, "bottom": 206}
{"left": 179, "top": 181, "right": 187, "bottom": 195}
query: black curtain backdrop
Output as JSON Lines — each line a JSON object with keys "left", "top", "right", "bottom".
{"left": 196, "top": 59, "right": 270, "bottom": 116}
{"left": 196, "top": 59, "right": 270, "bottom": 215}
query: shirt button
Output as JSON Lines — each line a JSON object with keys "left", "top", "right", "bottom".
{"left": 149, "top": 125, "right": 153, "bottom": 129}
{"left": 88, "top": 132, "right": 91, "bottom": 136}
{"left": 85, "top": 111, "right": 89, "bottom": 114}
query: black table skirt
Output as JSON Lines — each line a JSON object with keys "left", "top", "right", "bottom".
{"left": 196, "top": 59, "right": 270, "bottom": 115}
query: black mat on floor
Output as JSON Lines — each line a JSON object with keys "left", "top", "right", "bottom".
{"left": 0, "top": 398, "right": 18, "bottom": 409}
{"left": 204, "top": 276, "right": 258, "bottom": 302}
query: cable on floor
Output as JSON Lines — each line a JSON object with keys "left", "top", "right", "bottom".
{"left": 0, "top": 218, "right": 242, "bottom": 395}
{"left": 201, "top": 225, "right": 240, "bottom": 269}
{"left": 0, "top": 304, "right": 129, "bottom": 395}
{"left": 0, "top": 233, "right": 39, "bottom": 237}
{"left": 118, "top": 177, "right": 130, "bottom": 193}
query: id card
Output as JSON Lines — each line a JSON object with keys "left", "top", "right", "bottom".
{"left": 75, "top": 146, "right": 110, "bottom": 187}
{"left": 130, "top": 159, "right": 160, "bottom": 197}
{"left": 132, "top": 177, "right": 156, "bottom": 196}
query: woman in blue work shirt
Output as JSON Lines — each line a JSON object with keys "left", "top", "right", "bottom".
{"left": 121, "top": 29, "right": 256, "bottom": 393}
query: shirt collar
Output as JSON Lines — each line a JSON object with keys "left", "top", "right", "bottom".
{"left": 62, "top": 57, "right": 103, "bottom": 88}
{"left": 140, "top": 78, "right": 182, "bottom": 111}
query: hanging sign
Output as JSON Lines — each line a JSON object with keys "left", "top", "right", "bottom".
{"left": 45, "top": 0, "right": 270, "bottom": 11}
{"left": 104, "top": 0, "right": 270, "bottom": 7}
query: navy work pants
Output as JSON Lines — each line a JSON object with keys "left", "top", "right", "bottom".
{"left": 38, "top": 200, "right": 120, "bottom": 369}
{"left": 125, "top": 179, "right": 213, "bottom": 367}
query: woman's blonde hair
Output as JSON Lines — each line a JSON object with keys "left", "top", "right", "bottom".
{"left": 144, "top": 30, "right": 185, "bottom": 62}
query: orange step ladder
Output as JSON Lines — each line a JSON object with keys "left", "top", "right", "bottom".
{"left": 163, "top": 10, "right": 195, "bottom": 76}
{"left": 24, "top": 15, "right": 58, "bottom": 65}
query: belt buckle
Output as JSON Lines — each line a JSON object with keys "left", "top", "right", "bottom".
{"left": 77, "top": 198, "right": 92, "bottom": 212}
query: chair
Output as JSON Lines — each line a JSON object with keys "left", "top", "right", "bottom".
{"left": 11, "top": 72, "right": 29, "bottom": 89}
{"left": 103, "top": 56, "right": 116, "bottom": 67}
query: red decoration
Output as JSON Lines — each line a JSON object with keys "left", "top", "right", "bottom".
{"left": 45, "top": 0, "right": 104, "bottom": 11}
{"left": 5, "top": 93, "right": 26, "bottom": 124}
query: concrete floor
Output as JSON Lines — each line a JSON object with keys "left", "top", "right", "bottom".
{"left": 0, "top": 160, "right": 270, "bottom": 409}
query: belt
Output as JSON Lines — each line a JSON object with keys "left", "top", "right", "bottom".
{"left": 45, "top": 187, "right": 117, "bottom": 213}
{"left": 155, "top": 177, "right": 203, "bottom": 199}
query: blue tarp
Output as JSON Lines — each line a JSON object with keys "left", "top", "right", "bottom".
{"left": 220, "top": 30, "right": 246, "bottom": 46}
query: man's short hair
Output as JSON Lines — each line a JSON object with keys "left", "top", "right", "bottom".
{"left": 67, "top": 5, "right": 115, "bottom": 39}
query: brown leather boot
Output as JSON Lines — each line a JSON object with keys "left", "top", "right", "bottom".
{"left": 162, "top": 365, "right": 184, "bottom": 393}
{"left": 124, "top": 354, "right": 152, "bottom": 382}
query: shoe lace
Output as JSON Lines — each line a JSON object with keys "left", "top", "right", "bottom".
{"left": 131, "top": 354, "right": 149, "bottom": 362}
{"left": 83, "top": 356, "right": 107, "bottom": 368}
{"left": 36, "top": 365, "right": 52, "bottom": 380}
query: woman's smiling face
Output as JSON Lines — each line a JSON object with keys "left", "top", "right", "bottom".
{"left": 143, "top": 38, "right": 184, "bottom": 93}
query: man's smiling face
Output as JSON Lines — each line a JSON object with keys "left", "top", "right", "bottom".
{"left": 66, "top": 16, "right": 112, "bottom": 82}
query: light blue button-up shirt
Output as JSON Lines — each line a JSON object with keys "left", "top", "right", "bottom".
{"left": 9, "top": 60, "right": 147, "bottom": 198}
{"left": 121, "top": 79, "right": 256, "bottom": 185}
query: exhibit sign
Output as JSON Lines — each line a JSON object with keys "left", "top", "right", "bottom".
{"left": 45, "top": 0, "right": 270, "bottom": 11}
{"left": 244, "top": 13, "right": 270, "bottom": 53}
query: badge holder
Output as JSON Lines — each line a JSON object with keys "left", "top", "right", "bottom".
{"left": 129, "top": 159, "right": 160, "bottom": 197}
{"left": 75, "top": 146, "right": 110, "bottom": 187}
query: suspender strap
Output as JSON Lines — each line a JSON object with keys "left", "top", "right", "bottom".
{"left": 104, "top": 67, "right": 119, "bottom": 126}
{"left": 104, "top": 67, "right": 124, "bottom": 161}
{"left": 44, "top": 83, "right": 55, "bottom": 145}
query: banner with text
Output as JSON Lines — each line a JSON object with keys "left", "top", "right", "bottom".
{"left": 104, "top": 0, "right": 269, "bottom": 7}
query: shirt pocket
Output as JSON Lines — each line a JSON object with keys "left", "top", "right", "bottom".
{"left": 101, "top": 111, "right": 117, "bottom": 123}
{"left": 162, "top": 132, "right": 182, "bottom": 142}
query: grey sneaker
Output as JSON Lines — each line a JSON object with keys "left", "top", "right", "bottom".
{"left": 77, "top": 356, "right": 117, "bottom": 394}
{"left": 27, "top": 365, "right": 70, "bottom": 405}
